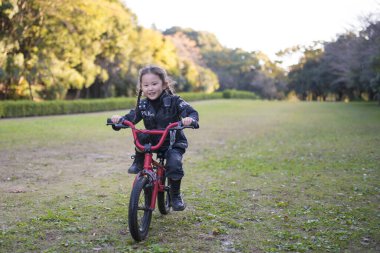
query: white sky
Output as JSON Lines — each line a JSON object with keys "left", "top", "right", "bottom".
{"left": 122, "top": 0, "right": 379, "bottom": 66}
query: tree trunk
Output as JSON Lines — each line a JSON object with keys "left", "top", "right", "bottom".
{"left": 28, "top": 82, "right": 34, "bottom": 101}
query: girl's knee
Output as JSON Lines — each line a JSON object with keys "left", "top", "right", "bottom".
{"left": 165, "top": 148, "right": 185, "bottom": 177}
{"left": 166, "top": 154, "right": 182, "bottom": 169}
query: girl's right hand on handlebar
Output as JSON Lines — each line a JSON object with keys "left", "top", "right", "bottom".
{"left": 181, "top": 117, "right": 194, "bottom": 126}
{"left": 111, "top": 115, "right": 122, "bottom": 124}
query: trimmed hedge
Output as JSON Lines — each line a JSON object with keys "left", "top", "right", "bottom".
{"left": 0, "top": 98, "right": 136, "bottom": 118}
{"left": 0, "top": 91, "right": 257, "bottom": 118}
{"left": 179, "top": 92, "right": 223, "bottom": 101}
{"left": 222, "top": 89, "right": 259, "bottom": 99}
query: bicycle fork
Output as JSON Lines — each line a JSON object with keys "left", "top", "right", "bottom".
{"left": 132, "top": 152, "right": 167, "bottom": 211}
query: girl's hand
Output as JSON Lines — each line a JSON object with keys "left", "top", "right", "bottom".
{"left": 182, "top": 117, "right": 193, "bottom": 126}
{"left": 111, "top": 115, "right": 122, "bottom": 124}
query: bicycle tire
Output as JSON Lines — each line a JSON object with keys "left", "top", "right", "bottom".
{"left": 128, "top": 176, "right": 153, "bottom": 241}
{"left": 157, "top": 175, "right": 171, "bottom": 214}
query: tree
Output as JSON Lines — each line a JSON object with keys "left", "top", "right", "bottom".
{"left": 287, "top": 46, "right": 326, "bottom": 100}
{"left": 356, "top": 19, "right": 380, "bottom": 101}
{"left": 164, "top": 28, "right": 220, "bottom": 92}
{"left": 286, "top": 16, "right": 380, "bottom": 102}
{"left": 0, "top": 0, "right": 140, "bottom": 99}
{"left": 0, "top": 0, "right": 45, "bottom": 99}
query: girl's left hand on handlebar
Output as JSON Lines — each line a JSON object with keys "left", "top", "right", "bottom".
{"left": 111, "top": 115, "right": 122, "bottom": 124}
{"left": 182, "top": 117, "right": 194, "bottom": 126}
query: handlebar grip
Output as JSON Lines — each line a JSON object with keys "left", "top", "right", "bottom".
{"left": 106, "top": 118, "right": 121, "bottom": 131}
{"left": 178, "top": 120, "right": 199, "bottom": 129}
{"left": 192, "top": 120, "right": 199, "bottom": 129}
{"left": 112, "top": 125, "right": 121, "bottom": 131}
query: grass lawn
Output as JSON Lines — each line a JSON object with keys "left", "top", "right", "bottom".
{"left": 0, "top": 100, "right": 379, "bottom": 252}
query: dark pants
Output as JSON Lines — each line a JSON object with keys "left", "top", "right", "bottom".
{"left": 165, "top": 148, "right": 185, "bottom": 180}
{"left": 136, "top": 133, "right": 185, "bottom": 180}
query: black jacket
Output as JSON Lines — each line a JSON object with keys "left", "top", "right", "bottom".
{"left": 123, "top": 91, "right": 199, "bottom": 150}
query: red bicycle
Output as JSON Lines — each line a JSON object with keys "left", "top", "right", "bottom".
{"left": 107, "top": 118, "right": 198, "bottom": 241}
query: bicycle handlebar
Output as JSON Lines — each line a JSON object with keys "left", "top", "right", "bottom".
{"left": 106, "top": 118, "right": 198, "bottom": 151}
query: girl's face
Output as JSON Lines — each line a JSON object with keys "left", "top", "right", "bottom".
{"left": 141, "top": 73, "right": 167, "bottom": 100}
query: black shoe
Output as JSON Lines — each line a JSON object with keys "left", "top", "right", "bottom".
{"left": 170, "top": 179, "right": 186, "bottom": 211}
{"left": 128, "top": 154, "right": 143, "bottom": 174}
{"left": 171, "top": 194, "right": 186, "bottom": 211}
{"left": 128, "top": 161, "right": 142, "bottom": 174}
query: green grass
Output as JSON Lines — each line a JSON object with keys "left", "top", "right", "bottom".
{"left": 0, "top": 100, "right": 379, "bottom": 252}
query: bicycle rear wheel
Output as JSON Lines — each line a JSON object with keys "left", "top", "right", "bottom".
{"left": 157, "top": 175, "right": 171, "bottom": 214}
{"left": 128, "top": 176, "right": 152, "bottom": 241}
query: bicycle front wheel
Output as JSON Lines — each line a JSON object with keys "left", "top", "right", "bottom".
{"left": 128, "top": 176, "right": 153, "bottom": 241}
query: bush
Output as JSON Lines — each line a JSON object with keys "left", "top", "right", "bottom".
{"left": 178, "top": 92, "right": 223, "bottom": 101}
{"left": 222, "top": 89, "right": 259, "bottom": 99}
{"left": 0, "top": 91, "right": 259, "bottom": 118}
{"left": 0, "top": 98, "right": 136, "bottom": 118}
{"left": 0, "top": 92, "right": 225, "bottom": 118}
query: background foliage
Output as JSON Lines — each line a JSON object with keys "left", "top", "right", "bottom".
{"left": 1, "top": 0, "right": 379, "bottom": 102}
{"left": 286, "top": 19, "right": 380, "bottom": 102}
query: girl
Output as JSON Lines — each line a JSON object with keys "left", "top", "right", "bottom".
{"left": 111, "top": 65, "right": 199, "bottom": 211}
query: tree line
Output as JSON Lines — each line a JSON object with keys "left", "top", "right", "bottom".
{"left": 0, "top": 0, "right": 219, "bottom": 100}
{"left": 286, "top": 18, "right": 380, "bottom": 102}
{"left": 1, "top": 0, "right": 379, "bottom": 102}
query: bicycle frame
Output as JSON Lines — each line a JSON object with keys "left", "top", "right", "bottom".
{"left": 121, "top": 120, "right": 180, "bottom": 210}
{"left": 107, "top": 117, "right": 198, "bottom": 241}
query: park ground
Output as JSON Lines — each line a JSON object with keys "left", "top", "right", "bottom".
{"left": 0, "top": 100, "right": 379, "bottom": 252}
